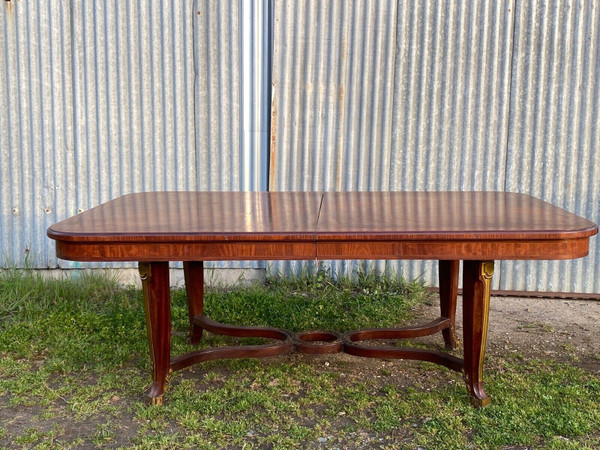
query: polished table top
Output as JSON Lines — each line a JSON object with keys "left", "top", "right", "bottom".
{"left": 47, "top": 191, "right": 598, "bottom": 261}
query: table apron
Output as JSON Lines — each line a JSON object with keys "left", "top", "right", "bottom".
{"left": 55, "top": 240, "right": 317, "bottom": 261}
{"left": 54, "top": 237, "right": 590, "bottom": 262}
{"left": 316, "top": 238, "right": 590, "bottom": 260}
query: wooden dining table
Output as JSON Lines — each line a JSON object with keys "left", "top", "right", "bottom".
{"left": 47, "top": 191, "right": 598, "bottom": 407}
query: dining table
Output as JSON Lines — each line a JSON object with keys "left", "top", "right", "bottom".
{"left": 47, "top": 191, "right": 598, "bottom": 406}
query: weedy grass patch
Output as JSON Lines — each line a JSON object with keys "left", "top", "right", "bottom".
{"left": 0, "top": 269, "right": 598, "bottom": 449}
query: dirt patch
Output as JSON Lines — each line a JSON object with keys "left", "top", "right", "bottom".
{"left": 492, "top": 296, "right": 599, "bottom": 370}
{"left": 418, "top": 295, "right": 600, "bottom": 374}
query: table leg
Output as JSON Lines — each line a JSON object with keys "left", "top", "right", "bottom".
{"left": 439, "top": 260, "right": 459, "bottom": 349}
{"left": 139, "top": 262, "right": 171, "bottom": 405}
{"left": 462, "top": 260, "right": 494, "bottom": 407}
{"left": 183, "top": 261, "right": 204, "bottom": 345}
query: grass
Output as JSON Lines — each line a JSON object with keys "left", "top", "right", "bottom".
{"left": 0, "top": 268, "right": 599, "bottom": 449}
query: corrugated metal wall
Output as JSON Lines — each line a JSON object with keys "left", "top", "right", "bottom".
{"left": 1, "top": 0, "right": 197, "bottom": 269}
{"left": 271, "top": 0, "right": 600, "bottom": 293}
{"left": 0, "top": 0, "right": 269, "bottom": 270}
{"left": 502, "top": 0, "right": 600, "bottom": 293}
{"left": 1, "top": 0, "right": 77, "bottom": 268}
{"left": 2, "top": 0, "right": 599, "bottom": 293}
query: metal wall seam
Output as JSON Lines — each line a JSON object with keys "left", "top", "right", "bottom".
{"left": 240, "top": 0, "right": 270, "bottom": 192}
{"left": 270, "top": 0, "right": 398, "bottom": 277}
{"left": 271, "top": 1, "right": 515, "bottom": 288}
{"left": 194, "top": 0, "right": 269, "bottom": 269}
{"left": 0, "top": 5, "right": 8, "bottom": 261}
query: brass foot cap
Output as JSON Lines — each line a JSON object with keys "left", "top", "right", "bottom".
{"left": 148, "top": 396, "right": 164, "bottom": 406}
{"left": 470, "top": 396, "right": 491, "bottom": 408}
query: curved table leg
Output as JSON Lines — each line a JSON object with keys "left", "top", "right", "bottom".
{"left": 139, "top": 262, "right": 171, "bottom": 405}
{"left": 439, "top": 260, "right": 459, "bottom": 349}
{"left": 462, "top": 260, "right": 494, "bottom": 407}
{"left": 183, "top": 261, "right": 204, "bottom": 345}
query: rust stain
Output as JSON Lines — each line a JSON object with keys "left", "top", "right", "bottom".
{"left": 5, "top": 0, "right": 12, "bottom": 14}
{"left": 338, "top": 86, "right": 345, "bottom": 109}
{"left": 335, "top": 144, "right": 342, "bottom": 190}
{"left": 269, "top": 94, "right": 278, "bottom": 188}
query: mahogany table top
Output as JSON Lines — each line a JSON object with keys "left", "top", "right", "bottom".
{"left": 47, "top": 191, "right": 597, "bottom": 262}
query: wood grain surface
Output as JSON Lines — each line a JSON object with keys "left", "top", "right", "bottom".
{"left": 48, "top": 191, "right": 323, "bottom": 242}
{"left": 316, "top": 192, "right": 597, "bottom": 240}
{"left": 47, "top": 191, "right": 597, "bottom": 261}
